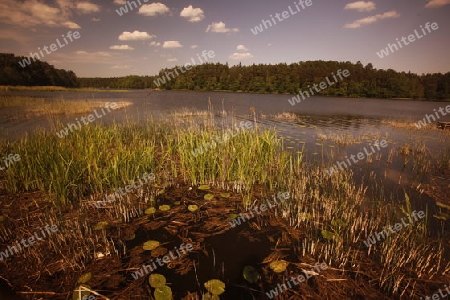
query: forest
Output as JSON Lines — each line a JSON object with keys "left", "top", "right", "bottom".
{"left": 0, "top": 53, "right": 79, "bottom": 87}
{"left": 80, "top": 61, "right": 450, "bottom": 100}
{"left": 1, "top": 53, "right": 449, "bottom": 100}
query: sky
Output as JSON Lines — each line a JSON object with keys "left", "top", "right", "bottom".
{"left": 0, "top": 0, "right": 449, "bottom": 77}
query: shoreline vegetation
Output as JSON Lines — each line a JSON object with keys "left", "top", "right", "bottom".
{"left": 0, "top": 105, "right": 449, "bottom": 299}
{"left": 2, "top": 52, "right": 450, "bottom": 100}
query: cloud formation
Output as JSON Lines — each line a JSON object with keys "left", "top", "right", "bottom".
{"left": 206, "top": 21, "right": 239, "bottom": 33}
{"left": 162, "top": 41, "right": 183, "bottom": 48}
{"left": 237, "top": 45, "right": 248, "bottom": 51}
{"left": 119, "top": 31, "right": 155, "bottom": 41}
{"left": 344, "top": 10, "right": 400, "bottom": 28}
{"left": 229, "top": 52, "right": 253, "bottom": 60}
{"left": 180, "top": 5, "right": 204, "bottom": 22}
{"left": 109, "top": 45, "right": 135, "bottom": 50}
{"left": 0, "top": 0, "right": 98, "bottom": 28}
{"left": 344, "top": 1, "right": 376, "bottom": 12}
{"left": 139, "top": 3, "right": 170, "bottom": 16}
{"left": 425, "top": 0, "right": 450, "bottom": 7}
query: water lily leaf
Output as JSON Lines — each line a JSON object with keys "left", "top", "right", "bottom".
{"left": 93, "top": 221, "right": 108, "bottom": 230}
{"left": 229, "top": 213, "right": 239, "bottom": 220}
{"left": 188, "top": 205, "right": 199, "bottom": 212}
{"left": 202, "top": 293, "right": 220, "bottom": 300}
{"left": 204, "top": 279, "right": 225, "bottom": 295}
{"left": 204, "top": 194, "right": 214, "bottom": 201}
{"left": 243, "top": 265, "right": 260, "bottom": 283}
{"left": 149, "top": 273, "right": 166, "bottom": 288}
{"left": 145, "top": 207, "right": 157, "bottom": 214}
{"left": 143, "top": 240, "right": 160, "bottom": 250}
{"left": 154, "top": 285, "right": 172, "bottom": 300}
{"left": 198, "top": 184, "right": 210, "bottom": 190}
{"left": 174, "top": 201, "right": 181, "bottom": 206}
{"left": 220, "top": 193, "right": 231, "bottom": 198}
{"left": 77, "top": 272, "right": 92, "bottom": 284}
{"left": 331, "top": 219, "right": 346, "bottom": 228}
{"left": 72, "top": 284, "right": 91, "bottom": 300}
{"left": 321, "top": 230, "right": 335, "bottom": 240}
{"left": 159, "top": 205, "right": 170, "bottom": 211}
{"left": 269, "top": 260, "right": 288, "bottom": 273}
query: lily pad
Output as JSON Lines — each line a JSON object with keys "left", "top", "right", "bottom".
{"left": 143, "top": 240, "right": 160, "bottom": 251}
{"left": 145, "top": 207, "right": 157, "bottom": 214}
{"left": 174, "top": 201, "right": 181, "bottom": 206}
{"left": 154, "top": 285, "right": 172, "bottom": 300}
{"left": 331, "top": 219, "right": 346, "bottom": 228}
{"left": 77, "top": 272, "right": 92, "bottom": 284}
{"left": 269, "top": 260, "right": 288, "bottom": 273}
{"left": 229, "top": 213, "right": 239, "bottom": 220}
{"left": 204, "top": 194, "right": 214, "bottom": 201}
{"left": 321, "top": 229, "right": 335, "bottom": 241}
{"left": 159, "top": 205, "right": 171, "bottom": 211}
{"left": 93, "top": 221, "right": 108, "bottom": 231}
{"left": 204, "top": 279, "right": 225, "bottom": 295}
{"left": 243, "top": 266, "right": 260, "bottom": 283}
{"left": 72, "top": 284, "right": 91, "bottom": 300}
{"left": 202, "top": 293, "right": 220, "bottom": 300}
{"left": 220, "top": 193, "right": 231, "bottom": 198}
{"left": 149, "top": 273, "right": 166, "bottom": 288}
{"left": 198, "top": 184, "right": 210, "bottom": 190}
{"left": 188, "top": 204, "right": 199, "bottom": 212}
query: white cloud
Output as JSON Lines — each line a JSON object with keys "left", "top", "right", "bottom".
{"left": 228, "top": 52, "right": 253, "bottom": 60}
{"left": 62, "top": 21, "right": 81, "bottom": 29}
{"left": 138, "top": 2, "right": 170, "bottom": 16}
{"left": 92, "top": 17, "right": 100, "bottom": 21}
{"left": 0, "top": 0, "right": 83, "bottom": 28}
{"left": 344, "top": 10, "right": 400, "bottom": 28}
{"left": 109, "top": 45, "right": 135, "bottom": 50}
{"left": 180, "top": 5, "right": 204, "bottom": 22}
{"left": 150, "top": 41, "right": 161, "bottom": 46}
{"left": 425, "top": 0, "right": 450, "bottom": 7}
{"left": 190, "top": 45, "right": 198, "bottom": 49}
{"left": 344, "top": 1, "right": 376, "bottom": 12}
{"left": 167, "top": 58, "right": 178, "bottom": 62}
{"left": 162, "top": 41, "right": 183, "bottom": 48}
{"left": 76, "top": 50, "right": 112, "bottom": 57}
{"left": 119, "top": 30, "right": 155, "bottom": 41}
{"left": 114, "top": 0, "right": 126, "bottom": 4}
{"left": 237, "top": 45, "right": 248, "bottom": 51}
{"left": 76, "top": 2, "right": 100, "bottom": 13}
{"left": 111, "top": 65, "right": 131, "bottom": 69}
{"left": 206, "top": 21, "right": 239, "bottom": 33}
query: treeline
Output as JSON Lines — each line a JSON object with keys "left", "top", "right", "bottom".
{"left": 0, "top": 53, "right": 79, "bottom": 87}
{"left": 2, "top": 52, "right": 449, "bottom": 100}
{"left": 80, "top": 61, "right": 450, "bottom": 100}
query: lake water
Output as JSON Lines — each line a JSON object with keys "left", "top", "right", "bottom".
{"left": 1, "top": 89, "right": 449, "bottom": 207}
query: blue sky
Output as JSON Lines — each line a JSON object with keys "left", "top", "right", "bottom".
{"left": 1, "top": 0, "right": 449, "bottom": 77}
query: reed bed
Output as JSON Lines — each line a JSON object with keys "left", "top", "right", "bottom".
{"left": 0, "top": 108, "right": 449, "bottom": 298}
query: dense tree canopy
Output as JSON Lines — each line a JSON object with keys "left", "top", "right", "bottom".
{"left": 1, "top": 53, "right": 448, "bottom": 100}
{"left": 0, "top": 53, "right": 79, "bottom": 87}
{"left": 80, "top": 61, "right": 450, "bottom": 100}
